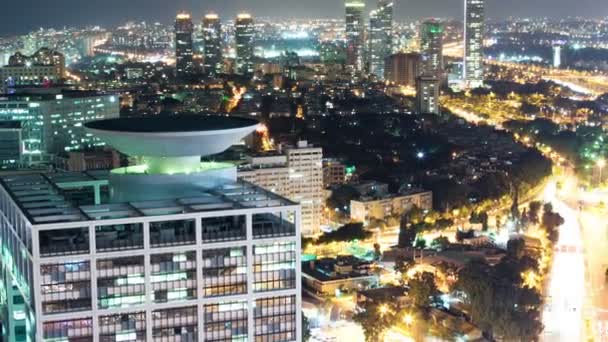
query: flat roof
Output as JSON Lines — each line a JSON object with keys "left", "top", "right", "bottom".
{"left": 85, "top": 115, "right": 259, "bottom": 133}
{"left": 0, "top": 171, "right": 296, "bottom": 226}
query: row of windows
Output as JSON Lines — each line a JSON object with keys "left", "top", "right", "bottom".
{"left": 37, "top": 242, "right": 296, "bottom": 314}
{"left": 42, "top": 298, "right": 297, "bottom": 342}
{"left": 37, "top": 213, "right": 296, "bottom": 257}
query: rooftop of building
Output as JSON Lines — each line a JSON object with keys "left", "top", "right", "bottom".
{"left": 0, "top": 171, "right": 296, "bottom": 226}
{"left": 0, "top": 89, "right": 115, "bottom": 101}
{"left": 302, "top": 255, "right": 374, "bottom": 282}
{"left": 355, "top": 187, "right": 431, "bottom": 202}
{"left": 86, "top": 115, "right": 258, "bottom": 133}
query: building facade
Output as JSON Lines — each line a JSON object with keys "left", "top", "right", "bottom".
{"left": 384, "top": 52, "right": 421, "bottom": 87}
{"left": 175, "top": 13, "right": 195, "bottom": 79}
{"left": 235, "top": 14, "right": 255, "bottom": 75}
{"left": 0, "top": 121, "right": 22, "bottom": 169}
{"left": 345, "top": 0, "right": 365, "bottom": 70}
{"left": 0, "top": 91, "right": 119, "bottom": 167}
{"left": 416, "top": 76, "right": 440, "bottom": 114}
{"left": 202, "top": 14, "right": 223, "bottom": 76}
{"left": 238, "top": 142, "right": 323, "bottom": 236}
{"left": 0, "top": 48, "right": 66, "bottom": 92}
{"left": 463, "top": 0, "right": 485, "bottom": 88}
{"left": 368, "top": 1, "right": 393, "bottom": 79}
{"left": 350, "top": 190, "right": 433, "bottom": 222}
{"left": 420, "top": 20, "right": 444, "bottom": 77}
{"left": 0, "top": 115, "right": 303, "bottom": 342}
{"left": 322, "top": 159, "right": 346, "bottom": 188}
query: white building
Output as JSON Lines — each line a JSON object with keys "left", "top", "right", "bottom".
{"left": 350, "top": 190, "right": 433, "bottom": 222}
{"left": 0, "top": 115, "right": 302, "bottom": 342}
{"left": 239, "top": 141, "right": 323, "bottom": 236}
{"left": 416, "top": 76, "right": 440, "bottom": 115}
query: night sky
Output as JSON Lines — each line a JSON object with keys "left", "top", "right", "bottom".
{"left": 1, "top": 0, "right": 607, "bottom": 36}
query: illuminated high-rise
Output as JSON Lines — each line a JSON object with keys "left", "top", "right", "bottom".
{"left": 368, "top": 0, "right": 393, "bottom": 78}
{"left": 463, "top": 0, "right": 484, "bottom": 88}
{"left": 345, "top": 0, "right": 365, "bottom": 70}
{"left": 0, "top": 115, "right": 302, "bottom": 342}
{"left": 175, "top": 12, "right": 194, "bottom": 79}
{"left": 235, "top": 13, "right": 255, "bottom": 75}
{"left": 202, "top": 13, "right": 223, "bottom": 75}
{"left": 420, "top": 19, "right": 444, "bottom": 77}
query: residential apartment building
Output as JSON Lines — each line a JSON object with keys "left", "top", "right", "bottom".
{"left": 350, "top": 189, "right": 433, "bottom": 222}
{"left": 238, "top": 141, "right": 323, "bottom": 236}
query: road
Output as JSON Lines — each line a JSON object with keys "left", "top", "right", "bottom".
{"left": 579, "top": 207, "right": 608, "bottom": 340}
{"left": 542, "top": 193, "right": 586, "bottom": 341}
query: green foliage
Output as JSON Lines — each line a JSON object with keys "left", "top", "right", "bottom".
{"left": 430, "top": 236, "right": 450, "bottom": 251}
{"left": 302, "top": 312, "right": 311, "bottom": 342}
{"left": 353, "top": 302, "right": 399, "bottom": 342}
{"left": 317, "top": 222, "right": 371, "bottom": 244}
{"left": 455, "top": 258, "right": 544, "bottom": 340}
{"left": 408, "top": 272, "right": 438, "bottom": 308}
{"left": 327, "top": 185, "right": 360, "bottom": 211}
{"left": 398, "top": 215, "right": 418, "bottom": 247}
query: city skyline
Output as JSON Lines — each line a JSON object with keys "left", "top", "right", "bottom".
{"left": 2, "top": 0, "right": 607, "bottom": 35}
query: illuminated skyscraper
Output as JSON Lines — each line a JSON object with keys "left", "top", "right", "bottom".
{"left": 368, "top": 0, "right": 393, "bottom": 78}
{"left": 420, "top": 19, "right": 444, "bottom": 77}
{"left": 202, "top": 13, "right": 223, "bottom": 75}
{"left": 463, "top": 0, "right": 484, "bottom": 88}
{"left": 235, "top": 13, "right": 255, "bottom": 75}
{"left": 175, "top": 13, "right": 194, "bottom": 79}
{"left": 345, "top": 0, "right": 365, "bottom": 70}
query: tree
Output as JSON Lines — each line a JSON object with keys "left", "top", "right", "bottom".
{"left": 541, "top": 203, "right": 564, "bottom": 244}
{"left": 414, "top": 238, "right": 427, "bottom": 249}
{"left": 302, "top": 312, "right": 311, "bottom": 342}
{"left": 507, "top": 238, "right": 526, "bottom": 260}
{"left": 528, "top": 201, "right": 542, "bottom": 224}
{"left": 431, "top": 236, "right": 450, "bottom": 251}
{"left": 398, "top": 215, "right": 418, "bottom": 248}
{"left": 395, "top": 255, "right": 415, "bottom": 281}
{"left": 408, "top": 272, "right": 438, "bottom": 308}
{"left": 317, "top": 222, "right": 372, "bottom": 244}
{"left": 327, "top": 185, "right": 360, "bottom": 211}
{"left": 353, "top": 302, "right": 399, "bottom": 342}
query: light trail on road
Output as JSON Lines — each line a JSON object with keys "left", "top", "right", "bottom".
{"left": 542, "top": 192, "right": 586, "bottom": 341}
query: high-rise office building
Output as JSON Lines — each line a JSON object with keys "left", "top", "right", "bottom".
{"left": 0, "top": 90, "right": 119, "bottom": 167}
{"left": 235, "top": 13, "right": 255, "bottom": 75}
{"left": 345, "top": 0, "right": 365, "bottom": 70}
{"left": 238, "top": 141, "right": 323, "bottom": 236}
{"left": 416, "top": 76, "right": 440, "bottom": 114}
{"left": 0, "top": 115, "right": 302, "bottom": 342}
{"left": 420, "top": 19, "right": 444, "bottom": 77}
{"left": 368, "top": 0, "right": 393, "bottom": 78}
{"left": 463, "top": 0, "right": 485, "bottom": 88}
{"left": 175, "top": 13, "right": 194, "bottom": 79}
{"left": 384, "top": 52, "right": 421, "bottom": 87}
{"left": 202, "top": 13, "right": 223, "bottom": 75}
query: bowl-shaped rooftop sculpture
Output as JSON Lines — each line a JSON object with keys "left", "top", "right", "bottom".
{"left": 85, "top": 115, "right": 259, "bottom": 157}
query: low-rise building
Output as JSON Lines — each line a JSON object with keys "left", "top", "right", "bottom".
{"left": 322, "top": 158, "right": 346, "bottom": 188}
{"left": 302, "top": 256, "right": 379, "bottom": 297}
{"left": 350, "top": 189, "right": 432, "bottom": 222}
